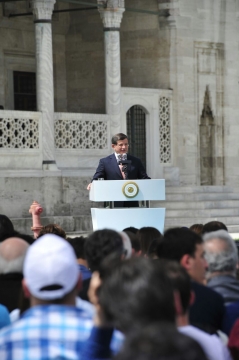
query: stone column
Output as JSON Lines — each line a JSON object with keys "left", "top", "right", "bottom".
{"left": 98, "top": 0, "right": 125, "bottom": 135}
{"left": 31, "top": 0, "right": 57, "bottom": 170}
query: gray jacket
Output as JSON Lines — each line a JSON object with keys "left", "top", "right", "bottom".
{"left": 207, "top": 275, "right": 239, "bottom": 304}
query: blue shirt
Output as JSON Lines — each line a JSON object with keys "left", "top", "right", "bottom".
{"left": 0, "top": 305, "right": 123, "bottom": 360}
{"left": 0, "top": 304, "right": 10, "bottom": 330}
{"left": 78, "top": 264, "right": 92, "bottom": 281}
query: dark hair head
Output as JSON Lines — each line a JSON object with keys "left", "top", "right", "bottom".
{"left": 157, "top": 228, "right": 203, "bottom": 262}
{"left": 98, "top": 257, "right": 175, "bottom": 332}
{"left": 111, "top": 133, "right": 128, "bottom": 145}
{"left": 67, "top": 237, "right": 86, "bottom": 259}
{"left": 190, "top": 223, "right": 204, "bottom": 236}
{"left": 202, "top": 221, "right": 228, "bottom": 235}
{"left": 137, "top": 227, "right": 163, "bottom": 256}
{"left": 0, "top": 215, "right": 15, "bottom": 242}
{"left": 123, "top": 227, "right": 138, "bottom": 234}
{"left": 37, "top": 224, "right": 66, "bottom": 239}
{"left": 84, "top": 229, "right": 123, "bottom": 272}
{"left": 115, "top": 322, "right": 207, "bottom": 360}
{"left": 147, "top": 239, "right": 162, "bottom": 259}
{"left": 15, "top": 233, "right": 34, "bottom": 245}
{"left": 124, "top": 231, "right": 141, "bottom": 253}
{"left": 163, "top": 261, "right": 191, "bottom": 314}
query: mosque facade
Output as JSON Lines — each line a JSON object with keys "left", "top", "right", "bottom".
{"left": 0, "top": 0, "right": 238, "bottom": 232}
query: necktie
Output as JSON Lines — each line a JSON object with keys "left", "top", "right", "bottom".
{"left": 117, "top": 154, "right": 127, "bottom": 179}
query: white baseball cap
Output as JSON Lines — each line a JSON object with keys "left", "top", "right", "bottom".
{"left": 23, "top": 234, "right": 80, "bottom": 300}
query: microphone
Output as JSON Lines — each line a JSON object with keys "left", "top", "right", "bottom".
{"left": 120, "top": 160, "right": 131, "bottom": 180}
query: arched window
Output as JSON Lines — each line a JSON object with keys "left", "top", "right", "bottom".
{"left": 126, "top": 105, "right": 147, "bottom": 168}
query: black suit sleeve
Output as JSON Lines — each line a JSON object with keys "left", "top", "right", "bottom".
{"left": 92, "top": 159, "right": 106, "bottom": 181}
{"left": 137, "top": 159, "right": 151, "bottom": 179}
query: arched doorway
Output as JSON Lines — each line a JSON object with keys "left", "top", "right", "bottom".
{"left": 126, "top": 105, "right": 147, "bottom": 168}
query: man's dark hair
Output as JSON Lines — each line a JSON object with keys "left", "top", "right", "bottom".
{"left": 124, "top": 231, "right": 141, "bottom": 252}
{"left": 202, "top": 221, "right": 228, "bottom": 235}
{"left": 16, "top": 233, "right": 34, "bottom": 245}
{"left": 115, "top": 323, "right": 207, "bottom": 360}
{"left": 0, "top": 214, "right": 15, "bottom": 242}
{"left": 37, "top": 224, "right": 66, "bottom": 239}
{"left": 137, "top": 227, "right": 163, "bottom": 256}
{"left": 67, "top": 237, "right": 86, "bottom": 259}
{"left": 157, "top": 228, "right": 203, "bottom": 262}
{"left": 164, "top": 261, "right": 191, "bottom": 314}
{"left": 98, "top": 257, "right": 175, "bottom": 333}
{"left": 111, "top": 133, "right": 128, "bottom": 145}
{"left": 190, "top": 223, "right": 204, "bottom": 236}
{"left": 123, "top": 227, "right": 138, "bottom": 234}
{"left": 84, "top": 229, "right": 123, "bottom": 272}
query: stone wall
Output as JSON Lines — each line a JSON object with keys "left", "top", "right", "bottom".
{"left": 0, "top": 174, "right": 101, "bottom": 233}
{"left": 158, "top": 0, "right": 239, "bottom": 186}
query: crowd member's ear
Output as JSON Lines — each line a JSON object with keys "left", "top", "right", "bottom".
{"left": 174, "top": 290, "right": 183, "bottom": 316}
{"left": 22, "top": 279, "right": 31, "bottom": 298}
{"left": 76, "top": 274, "right": 82, "bottom": 291}
{"left": 88, "top": 271, "right": 102, "bottom": 307}
{"left": 190, "top": 291, "right": 195, "bottom": 306}
{"left": 180, "top": 254, "right": 192, "bottom": 272}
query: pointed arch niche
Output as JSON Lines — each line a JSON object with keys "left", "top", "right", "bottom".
{"left": 195, "top": 42, "right": 224, "bottom": 186}
{"left": 199, "top": 86, "right": 224, "bottom": 185}
{"left": 200, "top": 86, "right": 215, "bottom": 185}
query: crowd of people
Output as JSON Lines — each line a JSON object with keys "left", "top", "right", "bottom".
{"left": 1, "top": 214, "right": 239, "bottom": 359}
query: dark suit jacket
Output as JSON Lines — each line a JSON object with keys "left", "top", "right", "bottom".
{"left": 190, "top": 280, "right": 225, "bottom": 334}
{"left": 92, "top": 153, "right": 150, "bottom": 181}
{"left": 92, "top": 153, "right": 150, "bottom": 208}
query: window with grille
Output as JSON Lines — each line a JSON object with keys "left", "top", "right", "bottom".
{"left": 14, "top": 71, "right": 36, "bottom": 111}
{"left": 126, "top": 105, "right": 146, "bottom": 168}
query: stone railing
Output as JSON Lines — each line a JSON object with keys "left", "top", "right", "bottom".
{"left": 54, "top": 112, "right": 110, "bottom": 150}
{"left": 0, "top": 110, "right": 41, "bottom": 149}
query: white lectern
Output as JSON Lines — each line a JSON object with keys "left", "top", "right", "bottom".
{"left": 90, "top": 179, "right": 165, "bottom": 233}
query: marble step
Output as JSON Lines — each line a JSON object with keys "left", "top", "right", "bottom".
{"left": 165, "top": 186, "right": 238, "bottom": 194}
{"left": 156, "top": 200, "right": 239, "bottom": 210}
{"left": 165, "top": 216, "right": 239, "bottom": 227}
{"left": 165, "top": 192, "right": 239, "bottom": 201}
{"left": 165, "top": 208, "right": 239, "bottom": 218}
{"left": 9, "top": 213, "right": 239, "bottom": 236}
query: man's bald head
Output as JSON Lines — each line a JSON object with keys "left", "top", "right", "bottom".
{"left": 0, "top": 237, "right": 29, "bottom": 274}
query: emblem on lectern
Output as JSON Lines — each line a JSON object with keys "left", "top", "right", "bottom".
{"left": 122, "top": 181, "right": 139, "bottom": 198}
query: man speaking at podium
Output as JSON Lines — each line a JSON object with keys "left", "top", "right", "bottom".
{"left": 87, "top": 133, "right": 150, "bottom": 207}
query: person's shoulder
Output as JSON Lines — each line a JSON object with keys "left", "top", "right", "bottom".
{"left": 0, "top": 315, "right": 27, "bottom": 342}
{"left": 127, "top": 154, "right": 142, "bottom": 162}
{"left": 100, "top": 154, "right": 115, "bottom": 162}
{"left": 179, "top": 325, "right": 227, "bottom": 358}
{"left": 191, "top": 281, "right": 224, "bottom": 304}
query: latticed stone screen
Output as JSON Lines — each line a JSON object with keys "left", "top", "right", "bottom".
{"left": 159, "top": 97, "right": 171, "bottom": 163}
{"left": 0, "top": 117, "right": 39, "bottom": 148}
{"left": 55, "top": 119, "right": 108, "bottom": 149}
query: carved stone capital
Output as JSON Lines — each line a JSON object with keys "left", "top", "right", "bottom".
{"left": 98, "top": 0, "right": 125, "bottom": 28}
{"left": 30, "top": 0, "right": 56, "bottom": 21}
